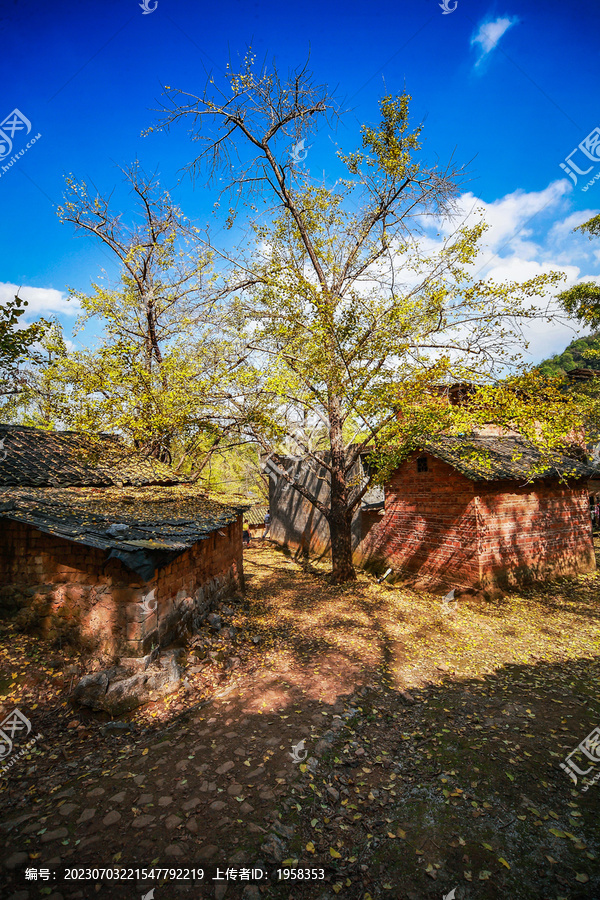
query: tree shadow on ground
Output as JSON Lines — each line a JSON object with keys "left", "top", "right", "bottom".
{"left": 0, "top": 545, "right": 599, "bottom": 899}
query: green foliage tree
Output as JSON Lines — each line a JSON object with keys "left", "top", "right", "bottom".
{"left": 155, "top": 57, "right": 588, "bottom": 581}
{"left": 558, "top": 213, "right": 600, "bottom": 328}
{"left": 537, "top": 332, "right": 600, "bottom": 377}
{"left": 0, "top": 294, "right": 48, "bottom": 399}
{"left": 29, "top": 162, "right": 243, "bottom": 473}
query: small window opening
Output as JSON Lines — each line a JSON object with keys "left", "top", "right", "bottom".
{"left": 417, "top": 456, "right": 428, "bottom": 473}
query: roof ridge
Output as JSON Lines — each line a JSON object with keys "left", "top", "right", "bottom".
{"left": 422, "top": 433, "right": 598, "bottom": 481}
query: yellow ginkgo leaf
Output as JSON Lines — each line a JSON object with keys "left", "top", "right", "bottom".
{"left": 330, "top": 847, "right": 342, "bottom": 858}
{"left": 306, "top": 842, "right": 315, "bottom": 853}
{"left": 498, "top": 857, "right": 510, "bottom": 869}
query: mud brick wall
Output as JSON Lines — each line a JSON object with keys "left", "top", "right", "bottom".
{"left": 137, "top": 515, "right": 245, "bottom": 653}
{"left": 0, "top": 515, "right": 244, "bottom": 656}
{"left": 356, "top": 451, "right": 481, "bottom": 586}
{"left": 356, "top": 451, "right": 595, "bottom": 591}
{"left": 0, "top": 519, "right": 137, "bottom": 654}
{"left": 269, "top": 459, "right": 333, "bottom": 557}
{"left": 475, "top": 479, "right": 595, "bottom": 589}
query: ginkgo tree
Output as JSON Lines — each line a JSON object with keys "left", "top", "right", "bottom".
{"left": 154, "top": 56, "right": 588, "bottom": 581}
{"left": 558, "top": 213, "right": 600, "bottom": 328}
{"left": 34, "top": 162, "right": 244, "bottom": 472}
{"left": 0, "top": 294, "right": 48, "bottom": 399}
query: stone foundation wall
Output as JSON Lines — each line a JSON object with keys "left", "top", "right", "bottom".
{"left": 0, "top": 516, "right": 244, "bottom": 656}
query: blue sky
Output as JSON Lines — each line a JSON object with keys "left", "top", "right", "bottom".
{"left": 1, "top": 0, "right": 599, "bottom": 362}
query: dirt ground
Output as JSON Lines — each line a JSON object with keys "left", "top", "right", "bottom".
{"left": 0, "top": 542, "right": 599, "bottom": 900}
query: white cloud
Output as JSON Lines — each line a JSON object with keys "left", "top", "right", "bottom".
{"left": 482, "top": 257, "right": 585, "bottom": 361}
{"left": 444, "top": 181, "right": 570, "bottom": 263}
{"left": 471, "top": 16, "right": 518, "bottom": 66}
{"left": 415, "top": 181, "right": 599, "bottom": 363}
{"left": 0, "top": 283, "right": 78, "bottom": 318}
{"left": 547, "top": 209, "right": 598, "bottom": 241}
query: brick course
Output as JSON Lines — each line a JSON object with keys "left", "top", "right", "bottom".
{"left": 357, "top": 450, "right": 595, "bottom": 591}
{"left": 0, "top": 515, "right": 244, "bottom": 656}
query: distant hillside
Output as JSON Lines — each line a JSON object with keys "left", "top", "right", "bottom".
{"left": 537, "top": 332, "right": 600, "bottom": 377}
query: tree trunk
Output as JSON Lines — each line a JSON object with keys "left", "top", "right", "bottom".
{"left": 328, "top": 394, "right": 356, "bottom": 582}
{"left": 328, "top": 503, "right": 356, "bottom": 582}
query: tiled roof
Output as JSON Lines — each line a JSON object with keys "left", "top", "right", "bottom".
{"left": 0, "top": 484, "right": 246, "bottom": 579}
{"left": 0, "top": 424, "right": 182, "bottom": 487}
{"left": 423, "top": 435, "right": 598, "bottom": 482}
{"left": 245, "top": 505, "right": 269, "bottom": 525}
{"left": 362, "top": 485, "right": 385, "bottom": 509}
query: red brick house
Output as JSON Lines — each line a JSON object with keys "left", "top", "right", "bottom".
{"left": 0, "top": 425, "right": 246, "bottom": 656}
{"left": 269, "top": 434, "right": 597, "bottom": 593}
{"left": 357, "top": 435, "right": 597, "bottom": 592}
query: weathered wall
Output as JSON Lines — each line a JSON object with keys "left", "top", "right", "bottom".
{"left": 357, "top": 450, "right": 596, "bottom": 591}
{"left": 147, "top": 515, "right": 244, "bottom": 653}
{"left": 269, "top": 459, "right": 331, "bottom": 556}
{"left": 268, "top": 457, "right": 363, "bottom": 557}
{"left": 356, "top": 451, "right": 481, "bottom": 587}
{"left": 0, "top": 515, "right": 244, "bottom": 656}
{"left": 475, "top": 479, "right": 595, "bottom": 589}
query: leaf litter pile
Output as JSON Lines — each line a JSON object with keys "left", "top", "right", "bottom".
{"left": 0, "top": 543, "right": 599, "bottom": 899}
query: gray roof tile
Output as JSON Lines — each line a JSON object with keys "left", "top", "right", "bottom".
{"left": 0, "top": 424, "right": 182, "bottom": 487}
{"left": 423, "top": 435, "right": 598, "bottom": 482}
